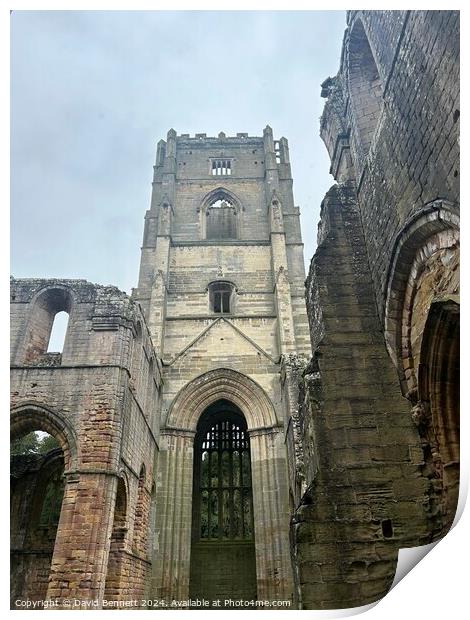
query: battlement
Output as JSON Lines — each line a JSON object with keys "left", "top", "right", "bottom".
{"left": 175, "top": 131, "right": 262, "bottom": 145}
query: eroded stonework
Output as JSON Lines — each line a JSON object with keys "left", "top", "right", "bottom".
{"left": 291, "top": 9, "right": 460, "bottom": 609}
{"left": 11, "top": 9, "right": 459, "bottom": 611}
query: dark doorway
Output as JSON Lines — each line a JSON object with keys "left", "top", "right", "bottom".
{"left": 189, "top": 400, "right": 257, "bottom": 606}
{"left": 419, "top": 301, "right": 460, "bottom": 536}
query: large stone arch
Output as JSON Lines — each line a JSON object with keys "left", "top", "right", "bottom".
{"left": 10, "top": 404, "right": 75, "bottom": 607}
{"left": 152, "top": 369, "right": 291, "bottom": 603}
{"left": 384, "top": 199, "right": 459, "bottom": 397}
{"left": 198, "top": 187, "right": 245, "bottom": 214}
{"left": 166, "top": 368, "right": 278, "bottom": 431}
{"left": 197, "top": 188, "right": 244, "bottom": 240}
{"left": 10, "top": 402, "right": 78, "bottom": 471}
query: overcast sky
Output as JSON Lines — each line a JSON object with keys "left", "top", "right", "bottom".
{"left": 11, "top": 10, "right": 346, "bottom": 293}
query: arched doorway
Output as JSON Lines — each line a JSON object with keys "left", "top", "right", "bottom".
{"left": 10, "top": 431, "right": 65, "bottom": 607}
{"left": 189, "top": 399, "right": 257, "bottom": 605}
{"left": 152, "top": 369, "right": 291, "bottom": 603}
{"left": 418, "top": 301, "right": 460, "bottom": 535}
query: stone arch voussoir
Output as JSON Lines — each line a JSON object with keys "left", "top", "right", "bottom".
{"left": 384, "top": 200, "right": 459, "bottom": 397}
{"left": 10, "top": 402, "right": 78, "bottom": 471}
{"left": 166, "top": 368, "right": 277, "bottom": 431}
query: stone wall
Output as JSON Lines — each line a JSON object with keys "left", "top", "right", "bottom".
{"left": 320, "top": 10, "right": 459, "bottom": 319}
{"left": 292, "top": 184, "right": 430, "bottom": 608}
{"left": 10, "top": 278, "right": 161, "bottom": 608}
{"left": 292, "top": 10, "right": 460, "bottom": 609}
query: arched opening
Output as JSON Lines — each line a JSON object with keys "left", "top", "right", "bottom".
{"left": 383, "top": 200, "right": 459, "bottom": 389}
{"left": 104, "top": 477, "right": 128, "bottom": 602}
{"left": 23, "top": 287, "right": 72, "bottom": 365}
{"left": 133, "top": 466, "right": 150, "bottom": 556}
{"left": 10, "top": 429, "right": 65, "bottom": 606}
{"left": 47, "top": 311, "right": 70, "bottom": 353}
{"left": 206, "top": 198, "right": 238, "bottom": 240}
{"left": 145, "top": 358, "right": 158, "bottom": 427}
{"left": 130, "top": 322, "right": 143, "bottom": 395}
{"left": 208, "top": 281, "right": 235, "bottom": 314}
{"left": 348, "top": 18, "right": 383, "bottom": 157}
{"left": 189, "top": 399, "right": 257, "bottom": 606}
{"left": 417, "top": 301, "right": 460, "bottom": 536}
{"left": 148, "top": 483, "right": 157, "bottom": 559}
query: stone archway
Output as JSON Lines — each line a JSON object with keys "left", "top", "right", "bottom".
{"left": 189, "top": 400, "right": 257, "bottom": 606}
{"left": 384, "top": 200, "right": 459, "bottom": 395}
{"left": 104, "top": 476, "right": 129, "bottom": 602}
{"left": 11, "top": 403, "right": 78, "bottom": 472}
{"left": 166, "top": 367, "right": 278, "bottom": 431}
{"left": 384, "top": 201, "right": 460, "bottom": 538}
{"left": 10, "top": 404, "right": 76, "bottom": 607}
{"left": 151, "top": 369, "right": 292, "bottom": 605}
{"left": 417, "top": 301, "right": 460, "bottom": 536}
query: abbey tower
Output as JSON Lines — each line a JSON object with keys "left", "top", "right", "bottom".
{"left": 132, "top": 127, "right": 311, "bottom": 602}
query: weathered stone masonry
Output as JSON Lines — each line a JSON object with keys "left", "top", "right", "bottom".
{"left": 11, "top": 127, "right": 313, "bottom": 607}
{"left": 11, "top": 280, "right": 161, "bottom": 607}
{"left": 11, "top": 10, "right": 459, "bottom": 611}
{"left": 291, "top": 10, "right": 459, "bottom": 609}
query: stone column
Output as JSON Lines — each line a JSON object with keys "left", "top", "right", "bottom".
{"left": 250, "top": 427, "right": 293, "bottom": 602}
{"left": 269, "top": 193, "right": 297, "bottom": 354}
{"left": 46, "top": 471, "right": 118, "bottom": 606}
{"left": 151, "top": 429, "right": 194, "bottom": 602}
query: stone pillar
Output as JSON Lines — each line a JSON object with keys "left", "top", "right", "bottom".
{"left": 46, "top": 471, "right": 117, "bottom": 606}
{"left": 263, "top": 125, "right": 279, "bottom": 194}
{"left": 269, "top": 192, "right": 297, "bottom": 354}
{"left": 250, "top": 427, "right": 293, "bottom": 602}
{"left": 147, "top": 201, "right": 173, "bottom": 352}
{"left": 151, "top": 429, "right": 194, "bottom": 601}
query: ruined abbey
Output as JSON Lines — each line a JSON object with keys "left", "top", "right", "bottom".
{"left": 11, "top": 10, "right": 459, "bottom": 610}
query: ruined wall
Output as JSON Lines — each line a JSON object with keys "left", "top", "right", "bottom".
{"left": 10, "top": 278, "right": 161, "bottom": 608}
{"left": 292, "top": 10, "right": 460, "bottom": 609}
{"left": 292, "top": 186, "right": 430, "bottom": 609}
{"left": 320, "top": 10, "right": 459, "bottom": 319}
{"left": 11, "top": 451, "right": 64, "bottom": 605}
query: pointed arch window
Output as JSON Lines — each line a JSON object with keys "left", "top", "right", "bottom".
{"left": 206, "top": 198, "right": 238, "bottom": 240}
{"left": 193, "top": 406, "right": 254, "bottom": 541}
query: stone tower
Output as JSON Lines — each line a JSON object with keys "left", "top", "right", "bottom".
{"left": 132, "top": 127, "right": 311, "bottom": 604}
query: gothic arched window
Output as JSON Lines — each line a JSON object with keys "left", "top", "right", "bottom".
{"left": 206, "top": 198, "right": 238, "bottom": 240}
{"left": 192, "top": 403, "right": 254, "bottom": 541}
